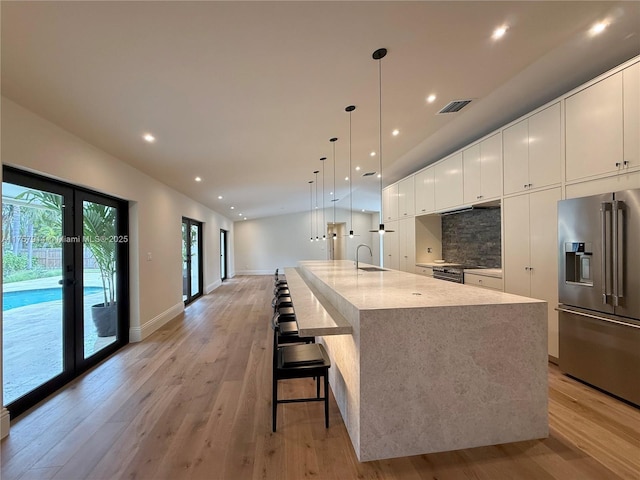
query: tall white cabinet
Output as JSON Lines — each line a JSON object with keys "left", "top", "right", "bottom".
{"left": 398, "top": 217, "right": 416, "bottom": 272}
{"left": 503, "top": 187, "right": 561, "bottom": 357}
{"left": 382, "top": 220, "right": 399, "bottom": 270}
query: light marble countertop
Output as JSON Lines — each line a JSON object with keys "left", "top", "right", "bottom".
{"left": 283, "top": 267, "right": 352, "bottom": 336}
{"left": 299, "top": 260, "right": 538, "bottom": 310}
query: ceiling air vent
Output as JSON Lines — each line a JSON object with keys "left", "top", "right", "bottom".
{"left": 362, "top": 171, "right": 376, "bottom": 177}
{"left": 438, "top": 99, "right": 472, "bottom": 114}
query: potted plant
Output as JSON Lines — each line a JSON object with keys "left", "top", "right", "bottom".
{"left": 83, "top": 203, "right": 117, "bottom": 337}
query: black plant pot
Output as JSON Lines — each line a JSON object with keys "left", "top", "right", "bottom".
{"left": 92, "top": 302, "right": 117, "bottom": 337}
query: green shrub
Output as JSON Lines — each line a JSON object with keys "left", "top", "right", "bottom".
{"left": 2, "top": 251, "right": 29, "bottom": 274}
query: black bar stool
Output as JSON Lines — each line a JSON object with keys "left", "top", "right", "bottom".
{"left": 271, "top": 315, "right": 330, "bottom": 432}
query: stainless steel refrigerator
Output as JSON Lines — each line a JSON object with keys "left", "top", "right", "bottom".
{"left": 557, "top": 188, "right": 640, "bottom": 406}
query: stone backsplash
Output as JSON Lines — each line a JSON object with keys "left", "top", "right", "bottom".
{"left": 441, "top": 208, "right": 501, "bottom": 268}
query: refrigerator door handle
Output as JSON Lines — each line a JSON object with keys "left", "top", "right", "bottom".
{"left": 601, "top": 202, "right": 612, "bottom": 305}
{"left": 613, "top": 200, "right": 624, "bottom": 306}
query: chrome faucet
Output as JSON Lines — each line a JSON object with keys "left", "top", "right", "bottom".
{"left": 356, "top": 244, "right": 372, "bottom": 270}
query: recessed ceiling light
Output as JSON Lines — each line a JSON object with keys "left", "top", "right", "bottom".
{"left": 230, "top": 206, "right": 235, "bottom": 210}
{"left": 244, "top": 217, "right": 247, "bottom": 220}
{"left": 345, "top": 176, "right": 349, "bottom": 181}
{"left": 238, "top": 213, "right": 243, "bottom": 216}
{"left": 355, "top": 166, "right": 361, "bottom": 171}
{"left": 195, "top": 177, "right": 202, "bottom": 182}
{"left": 143, "top": 133, "right": 156, "bottom": 143}
{"left": 492, "top": 25, "right": 508, "bottom": 40}
{"left": 427, "top": 94, "right": 437, "bottom": 103}
{"left": 370, "top": 152, "right": 376, "bottom": 157}
{"left": 590, "top": 21, "right": 608, "bottom": 36}
{"left": 361, "top": 209, "right": 365, "bottom": 212}
{"left": 377, "top": 173, "right": 382, "bottom": 178}
{"left": 218, "top": 195, "right": 223, "bottom": 200}
{"left": 392, "top": 129, "right": 400, "bottom": 136}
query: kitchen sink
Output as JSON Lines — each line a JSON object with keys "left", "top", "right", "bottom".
{"left": 358, "top": 267, "right": 388, "bottom": 272}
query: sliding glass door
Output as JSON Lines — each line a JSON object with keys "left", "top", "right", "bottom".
{"left": 2, "top": 167, "right": 128, "bottom": 418}
{"left": 182, "top": 218, "right": 203, "bottom": 304}
{"left": 220, "top": 229, "right": 228, "bottom": 281}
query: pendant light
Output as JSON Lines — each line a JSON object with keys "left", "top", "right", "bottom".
{"left": 369, "top": 47, "right": 395, "bottom": 235}
{"left": 330, "top": 137, "right": 338, "bottom": 241}
{"left": 320, "top": 157, "right": 327, "bottom": 241}
{"left": 314, "top": 170, "right": 320, "bottom": 241}
{"left": 309, "top": 180, "right": 314, "bottom": 242}
{"left": 346, "top": 105, "right": 356, "bottom": 238}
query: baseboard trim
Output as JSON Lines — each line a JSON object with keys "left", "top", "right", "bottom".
{"left": 1, "top": 407, "right": 10, "bottom": 439}
{"left": 548, "top": 354, "right": 559, "bottom": 366}
{"left": 129, "top": 301, "right": 184, "bottom": 342}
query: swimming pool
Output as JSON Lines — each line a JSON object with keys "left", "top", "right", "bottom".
{"left": 2, "top": 287, "right": 104, "bottom": 311}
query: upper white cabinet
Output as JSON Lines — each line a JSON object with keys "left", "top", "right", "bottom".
{"left": 434, "top": 152, "right": 463, "bottom": 210}
{"left": 463, "top": 133, "right": 502, "bottom": 203}
{"left": 398, "top": 176, "right": 415, "bottom": 217}
{"left": 415, "top": 167, "right": 435, "bottom": 215}
{"left": 623, "top": 62, "right": 639, "bottom": 170}
{"left": 503, "top": 103, "right": 561, "bottom": 195}
{"left": 382, "top": 184, "right": 399, "bottom": 222}
{"left": 566, "top": 70, "right": 627, "bottom": 181}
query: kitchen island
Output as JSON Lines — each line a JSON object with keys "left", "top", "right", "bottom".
{"left": 295, "top": 260, "right": 548, "bottom": 462}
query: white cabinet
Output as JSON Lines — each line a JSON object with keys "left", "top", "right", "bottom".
{"left": 566, "top": 71, "right": 627, "bottom": 181}
{"left": 398, "top": 176, "right": 415, "bottom": 217}
{"left": 415, "top": 265, "right": 433, "bottom": 277}
{"left": 463, "top": 133, "right": 502, "bottom": 204}
{"left": 503, "top": 187, "right": 561, "bottom": 357}
{"left": 504, "top": 103, "right": 561, "bottom": 195}
{"left": 624, "top": 62, "right": 639, "bottom": 170}
{"left": 398, "top": 217, "right": 416, "bottom": 273}
{"left": 434, "top": 152, "right": 463, "bottom": 210}
{"left": 415, "top": 167, "right": 435, "bottom": 215}
{"left": 382, "top": 220, "right": 399, "bottom": 270}
{"left": 382, "top": 184, "right": 398, "bottom": 222}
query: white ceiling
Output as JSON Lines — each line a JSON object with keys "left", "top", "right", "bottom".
{"left": 2, "top": 1, "right": 639, "bottom": 221}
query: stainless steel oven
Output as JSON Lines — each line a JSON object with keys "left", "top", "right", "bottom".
{"left": 432, "top": 266, "right": 464, "bottom": 283}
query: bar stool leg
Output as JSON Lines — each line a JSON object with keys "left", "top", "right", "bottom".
{"left": 272, "top": 375, "right": 278, "bottom": 432}
{"left": 324, "top": 373, "right": 329, "bottom": 428}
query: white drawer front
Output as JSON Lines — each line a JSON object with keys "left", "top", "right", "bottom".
{"left": 415, "top": 266, "right": 433, "bottom": 277}
{"left": 464, "top": 273, "right": 503, "bottom": 290}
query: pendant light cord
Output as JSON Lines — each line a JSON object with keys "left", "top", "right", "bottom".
{"left": 378, "top": 56, "right": 383, "bottom": 225}
{"left": 349, "top": 110, "right": 353, "bottom": 233}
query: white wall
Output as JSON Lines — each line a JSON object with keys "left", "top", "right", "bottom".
{"left": 1, "top": 97, "right": 235, "bottom": 343}
{"left": 234, "top": 208, "right": 379, "bottom": 274}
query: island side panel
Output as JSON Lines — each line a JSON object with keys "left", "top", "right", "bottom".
{"left": 358, "top": 302, "right": 548, "bottom": 462}
{"left": 297, "top": 264, "right": 363, "bottom": 456}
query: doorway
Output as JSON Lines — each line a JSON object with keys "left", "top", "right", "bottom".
{"left": 220, "top": 229, "right": 228, "bottom": 281}
{"left": 327, "top": 223, "right": 347, "bottom": 260}
{"left": 182, "top": 218, "right": 203, "bottom": 304}
{"left": 2, "top": 167, "right": 129, "bottom": 418}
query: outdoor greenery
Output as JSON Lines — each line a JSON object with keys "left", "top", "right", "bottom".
{"left": 5, "top": 191, "right": 117, "bottom": 306}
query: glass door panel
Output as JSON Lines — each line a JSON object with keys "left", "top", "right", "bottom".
{"left": 82, "top": 200, "right": 118, "bottom": 359}
{"left": 190, "top": 224, "right": 200, "bottom": 297}
{"left": 2, "top": 182, "right": 66, "bottom": 405}
{"left": 182, "top": 218, "right": 202, "bottom": 305}
{"left": 220, "top": 229, "right": 227, "bottom": 281}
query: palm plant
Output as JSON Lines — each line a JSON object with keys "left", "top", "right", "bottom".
{"left": 17, "top": 191, "right": 117, "bottom": 306}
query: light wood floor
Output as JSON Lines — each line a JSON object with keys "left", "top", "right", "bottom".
{"left": 2, "top": 275, "right": 639, "bottom": 480}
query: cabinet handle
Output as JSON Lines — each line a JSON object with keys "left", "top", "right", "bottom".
{"left": 528, "top": 183, "right": 533, "bottom": 188}
{"left": 524, "top": 184, "right": 528, "bottom": 189}
{"left": 478, "top": 279, "right": 483, "bottom": 283}
{"left": 615, "top": 162, "right": 621, "bottom": 167}
{"left": 624, "top": 160, "right": 629, "bottom": 166}
{"left": 421, "top": 209, "right": 426, "bottom": 212}
{"left": 476, "top": 195, "right": 483, "bottom": 199}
